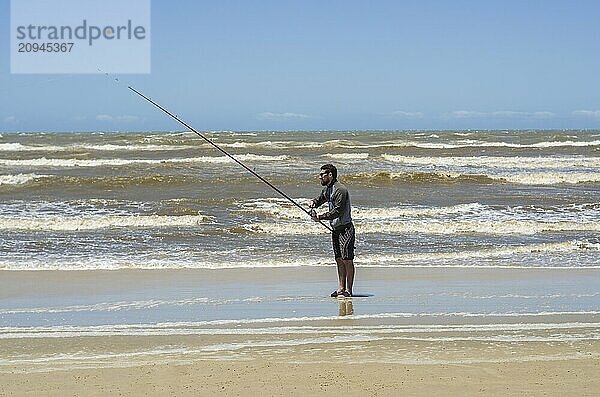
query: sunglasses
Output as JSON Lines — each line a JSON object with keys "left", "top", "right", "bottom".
{"left": 318, "top": 172, "right": 330, "bottom": 178}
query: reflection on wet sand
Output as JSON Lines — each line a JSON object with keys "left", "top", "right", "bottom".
{"left": 338, "top": 299, "right": 354, "bottom": 316}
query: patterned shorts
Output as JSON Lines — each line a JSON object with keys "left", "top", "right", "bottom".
{"left": 332, "top": 223, "right": 355, "bottom": 260}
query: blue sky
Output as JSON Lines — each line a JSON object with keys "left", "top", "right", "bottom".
{"left": 2, "top": 0, "right": 600, "bottom": 132}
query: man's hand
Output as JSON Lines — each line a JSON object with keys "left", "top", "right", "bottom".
{"left": 310, "top": 209, "right": 319, "bottom": 222}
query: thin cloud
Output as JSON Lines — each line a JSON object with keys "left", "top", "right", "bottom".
{"left": 115, "top": 115, "right": 139, "bottom": 122}
{"left": 255, "top": 112, "right": 312, "bottom": 121}
{"left": 446, "top": 110, "right": 556, "bottom": 119}
{"left": 445, "top": 111, "right": 486, "bottom": 119}
{"left": 531, "top": 111, "right": 556, "bottom": 119}
{"left": 96, "top": 114, "right": 113, "bottom": 121}
{"left": 572, "top": 110, "right": 600, "bottom": 118}
{"left": 3, "top": 116, "right": 17, "bottom": 124}
{"left": 387, "top": 110, "right": 424, "bottom": 119}
{"left": 96, "top": 114, "right": 139, "bottom": 122}
{"left": 491, "top": 111, "right": 528, "bottom": 118}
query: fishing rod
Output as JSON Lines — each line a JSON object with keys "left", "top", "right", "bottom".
{"left": 127, "top": 85, "right": 333, "bottom": 232}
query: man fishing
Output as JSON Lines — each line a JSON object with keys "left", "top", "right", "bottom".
{"left": 309, "top": 164, "right": 356, "bottom": 298}
{"left": 126, "top": 88, "right": 354, "bottom": 297}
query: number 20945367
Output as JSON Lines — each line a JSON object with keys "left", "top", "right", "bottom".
{"left": 18, "top": 42, "right": 74, "bottom": 52}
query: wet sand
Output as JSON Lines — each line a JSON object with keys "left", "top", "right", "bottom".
{"left": 1, "top": 339, "right": 598, "bottom": 396}
{"left": 1, "top": 267, "right": 598, "bottom": 395}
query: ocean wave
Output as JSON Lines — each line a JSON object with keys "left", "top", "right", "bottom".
{"left": 239, "top": 199, "right": 600, "bottom": 226}
{"left": 220, "top": 141, "right": 321, "bottom": 149}
{"left": 458, "top": 139, "right": 600, "bottom": 149}
{"left": 346, "top": 171, "right": 498, "bottom": 184}
{"left": 0, "top": 141, "right": 314, "bottom": 152}
{"left": 239, "top": 198, "right": 488, "bottom": 221}
{"left": 407, "top": 139, "right": 600, "bottom": 149}
{"left": 358, "top": 241, "right": 591, "bottom": 264}
{"left": 0, "top": 174, "right": 253, "bottom": 190}
{"left": 77, "top": 144, "right": 195, "bottom": 151}
{"left": 37, "top": 175, "right": 195, "bottom": 189}
{"left": 346, "top": 171, "right": 600, "bottom": 185}
{"left": 0, "top": 154, "right": 288, "bottom": 168}
{"left": 322, "top": 153, "right": 370, "bottom": 160}
{"left": 236, "top": 220, "right": 600, "bottom": 236}
{"left": 343, "top": 171, "right": 496, "bottom": 185}
{"left": 50, "top": 138, "right": 594, "bottom": 152}
{"left": 381, "top": 155, "right": 600, "bottom": 169}
{"left": 1, "top": 313, "right": 599, "bottom": 338}
{"left": 0, "top": 143, "right": 66, "bottom": 151}
{"left": 0, "top": 214, "right": 211, "bottom": 231}
{"left": 0, "top": 173, "right": 50, "bottom": 186}
{"left": 317, "top": 139, "right": 600, "bottom": 150}
{"left": 501, "top": 172, "right": 600, "bottom": 185}
{"left": 0, "top": 143, "right": 195, "bottom": 152}
{"left": 354, "top": 203, "right": 488, "bottom": 220}
{"left": 0, "top": 140, "right": 325, "bottom": 152}
{"left": 2, "top": 239, "right": 596, "bottom": 271}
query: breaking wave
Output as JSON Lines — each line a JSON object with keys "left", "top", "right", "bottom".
{"left": 381, "top": 154, "right": 600, "bottom": 169}
{"left": 0, "top": 173, "right": 50, "bottom": 186}
{"left": 0, "top": 154, "right": 289, "bottom": 168}
{"left": 346, "top": 171, "right": 600, "bottom": 185}
{"left": 236, "top": 219, "right": 600, "bottom": 236}
{"left": 0, "top": 240, "right": 597, "bottom": 271}
{"left": 0, "top": 214, "right": 211, "bottom": 231}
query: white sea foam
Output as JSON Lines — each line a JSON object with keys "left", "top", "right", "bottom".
{"left": 322, "top": 153, "right": 370, "bottom": 160}
{"left": 0, "top": 214, "right": 211, "bottom": 231}
{"left": 0, "top": 143, "right": 194, "bottom": 151}
{"left": 473, "top": 139, "right": 600, "bottom": 148}
{"left": 200, "top": 335, "right": 380, "bottom": 352}
{"left": 370, "top": 170, "right": 600, "bottom": 185}
{"left": 1, "top": 313, "right": 598, "bottom": 339}
{"left": 240, "top": 198, "right": 488, "bottom": 221}
{"left": 320, "top": 139, "right": 600, "bottom": 150}
{"left": 353, "top": 203, "right": 486, "bottom": 221}
{"left": 358, "top": 241, "right": 586, "bottom": 264}
{"left": 0, "top": 141, "right": 319, "bottom": 152}
{"left": 0, "top": 154, "right": 288, "bottom": 168}
{"left": 578, "top": 239, "right": 600, "bottom": 250}
{"left": 381, "top": 154, "right": 600, "bottom": 169}
{"left": 241, "top": 219, "right": 600, "bottom": 236}
{"left": 221, "top": 141, "right": 321, "bottom": 149}
{"left": 0, "top": 143, "right": 65, "bottom": 151}
{"left": 0, "top": 173, "right": 49, "bottom": 186}
{"left": 77, "top": 144, "right": 194, "bottom": 151}
{"left": 412, "top": 139, "right": 600, "bottom": 149}
{"left": 501, "top": 172, "right": 600, "bottom": 185}
{"left": 1, "top": 238, "right": 596, "bottom": 270}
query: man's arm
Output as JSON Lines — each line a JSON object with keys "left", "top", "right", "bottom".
{"left": 310, "top": 189, "right": 327, "bottom": 208}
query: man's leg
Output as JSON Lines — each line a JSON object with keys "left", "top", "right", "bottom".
{"left": 335, "top": 257, "right": 347, "bottom": 292}
{"left": 343, "top": 259, "right": 354, "bottom": 295}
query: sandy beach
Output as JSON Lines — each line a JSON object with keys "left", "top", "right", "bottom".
{"left": 1, "top": 267, "right": 599, "bottom": 396}
{"left": 1, "top": 338, "right": 598, "bottom": 396}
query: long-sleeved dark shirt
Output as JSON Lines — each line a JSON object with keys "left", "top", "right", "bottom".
{"left": 312, "top": 180, "right": 353, "bottom": 230}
